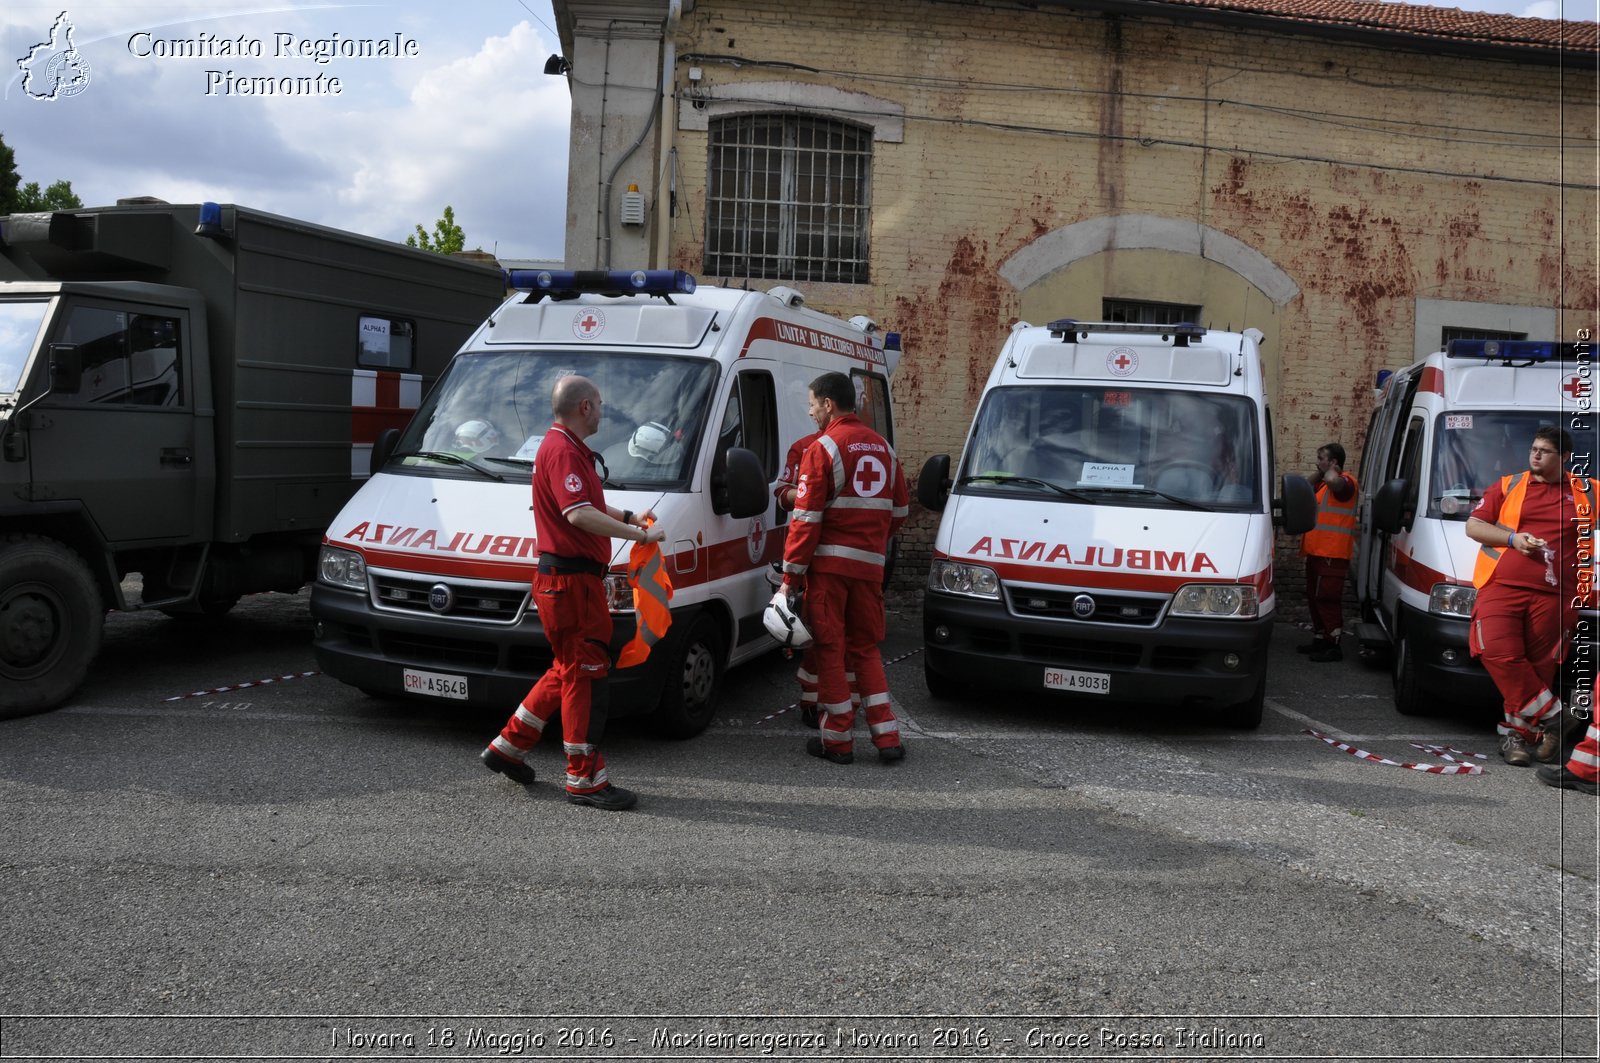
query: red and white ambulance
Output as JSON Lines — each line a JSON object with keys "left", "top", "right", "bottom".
{"left": 916, "top": 320, "right": 1313, "bottom": 728}
{"left": 311, "top": 270, "right": 899, "bottom": 736}
{"left": 1353, "top": 338, "right": 1596, "bottom": 719}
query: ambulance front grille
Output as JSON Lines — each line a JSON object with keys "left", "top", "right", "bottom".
{"left": 370, "top": 573, "right": 529, "bottom": 624}
{"left": 1006, "top": 586, "right": 1165, "bottom": 626}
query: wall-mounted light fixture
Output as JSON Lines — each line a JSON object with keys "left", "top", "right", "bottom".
{"left": 543, "top": 54, "right": 571, "bottom": 76}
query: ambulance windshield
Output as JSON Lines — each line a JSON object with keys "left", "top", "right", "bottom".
{"left": 0, "top": 300, "right": 48, "bottom": 398}
{"left": 958, "top": 386, "right": 1261, "bottom": 510}
{"left": 1428, "top": 412, "right": 1566, "bottom": 519}
{"left": 389, "top": 351, "right": 719, "bottom": 487}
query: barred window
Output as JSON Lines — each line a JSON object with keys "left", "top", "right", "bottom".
{"left": 1440, "top": 325, "right": 1525, "bottom": 347}
{"left": 705, "top": 114, "right": 871, "bottom": 284}
{"left": 1102, "top": 298, "right": 1203, "bottom": 326}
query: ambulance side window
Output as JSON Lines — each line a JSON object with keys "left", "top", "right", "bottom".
{"left": 1395, "top": 415, "right": 1426, "bottom": 524}
{"left": 852, "top": 371, "right": 894, "bottom": 446}
{"left": 712, "top": 370, "right": 778, "bottom": 484}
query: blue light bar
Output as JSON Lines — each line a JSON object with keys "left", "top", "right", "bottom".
{"left": 1446, "top": 339, "right": 1578, "bottom": 362}
{"left": 1046, "top": 319, "right": 1206, "bottom": 340}
{"left": 503, "top": 268, "right": 697, "bottom": 296}
{"left": 884, "top": 332, "right": 902, "bottom": 352}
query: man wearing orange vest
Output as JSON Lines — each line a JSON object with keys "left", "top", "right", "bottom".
{"left": 1299, "top": 442, "right": 1358, "bottom": 662}
{"left": 1465, "top": 426, "right": 1594, "bottom": 768}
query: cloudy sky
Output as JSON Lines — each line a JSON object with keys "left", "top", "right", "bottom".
{"left": 0, "top": 0, "right": 1589, "bottom": 262}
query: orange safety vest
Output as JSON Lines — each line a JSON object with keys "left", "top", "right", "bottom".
{"left": 1472, "top": 471, "right": 1594, "bottom": 590}
{"left": 1301, "top": 474, "right": 1359, "bottom": 560}
{"left": 616, "top": 535, "right": 673, "bottom": 668}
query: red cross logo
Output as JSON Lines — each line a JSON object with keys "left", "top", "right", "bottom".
{"left": 1564, "top": 376, "right": 1590, "bottom": 401}
{"left": 1106, "top": 346, "right": 1139, "bottom": 377}
{"left": 572, "top": 308, "right": 606, "bottom": 340}
{"left": 746, "top": 517, "right": 766, "bottom": 564}
{"left": 853, "top": 456, "right": 887, "bottom": 497}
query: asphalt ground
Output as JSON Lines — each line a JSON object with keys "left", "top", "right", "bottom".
{"left": 1, "top": 591, "right": 1596, "bottom": 1062}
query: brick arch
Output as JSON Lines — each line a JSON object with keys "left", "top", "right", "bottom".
{"left": 999, "top": 214, "right": 1299, "bottom": 306}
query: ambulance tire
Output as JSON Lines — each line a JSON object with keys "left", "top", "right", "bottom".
{"left": 0, "top": 535, "right": 104, "bottom": 720}
{"left": 652, "top": 613, "right": 723, "bottom": 739}
{"left": 923, "top": 660, "right": 969, "bottom": 701}
{"left": 1391, "top": 635, "right": 1435, "bottom": 717}
{"left": 1218, "top": 676, "right": 1265, "bottom": 729}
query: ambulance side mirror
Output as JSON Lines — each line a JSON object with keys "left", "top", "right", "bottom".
{"left": 1371, "top": 478, "right": 1411, "bottom": 534}
{"left": 370, "top": 427, "right": 400, "bottom": 476}
{"left": 714, "top": 446, "right": 766, "bottom": 518}
{"left": 917, "top": 454, "right": 952, "bottom": 511}
{"left": 1277, "top": 473, "right": 1316, "bottom": 535}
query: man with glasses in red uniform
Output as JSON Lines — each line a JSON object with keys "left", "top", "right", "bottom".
{"left": 1465, "top": 426, "right": 1594, "bottom": 768}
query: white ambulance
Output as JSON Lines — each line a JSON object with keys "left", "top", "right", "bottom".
{"left": 310, "top": 269, "right": 899, "bottom": 737}
{"left": 1353, "top": 338, "right": 1596, "bottom": 718}
{"left": 916, "top": 320, "right": 1314, "bottom": 728}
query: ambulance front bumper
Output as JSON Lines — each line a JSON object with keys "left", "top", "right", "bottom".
{"left": 1394, "top": 600, "right": 1600, "bottom": 708}
{"left": 309, "top": 584, "right": 669, "bottom": 712}
{"left": 922, "top": 590, "right": 1272, "bottom": 707}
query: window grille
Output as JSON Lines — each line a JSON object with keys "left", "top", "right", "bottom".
{"left": 1102, "top": 299, "right": 1203, "bottom": 326}
{"left": 705, "top": 114, "right": 871, "bottom": 284}
{"left": 1440, "top": 326, "right": 1525, "bottom": 347}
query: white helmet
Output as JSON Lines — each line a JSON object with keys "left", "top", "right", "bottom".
{"left": 762, "top": 589, "right": 812, "bottom": 649}
{"left": 454, "top": 419, "right": 500, "bottom": 455}
{"left": 628, "top": 421, "right": 673, "bottom": 460}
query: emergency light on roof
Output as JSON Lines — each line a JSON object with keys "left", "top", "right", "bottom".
{"left": 1445, "top": 339, "right": 1579, "bottom": 362}
{"left": 502, "top": 268, "right": 697, "bottom": 297}
{"left": 1046, "top": 319, "right": 1207, "bottom": 344}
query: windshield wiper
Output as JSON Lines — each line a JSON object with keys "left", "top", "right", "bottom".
{"left": 1111, "top": 486, "right": 1212, "bottom": 510}
{"left": 958, "top": 473, "right": 1096, "bottom": 503}
{"left": 409, "top": 451, "right": 506, "bottom": 482}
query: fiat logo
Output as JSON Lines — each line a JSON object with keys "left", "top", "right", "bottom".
{"left": 428, "top": 583, "right": 454, "bottom": 613}
{"left": 1071, "top": 593, "right": 1097, "bottom": 618}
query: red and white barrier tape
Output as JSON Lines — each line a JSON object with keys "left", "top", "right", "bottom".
{"left": 1304, "top": 729, "right": 1486, "bottom": 774}
{"left": 164, "top": 671, "right": 321, "bottom": 702}
{"left": 1410, "top": 742, "right": 1489, "bottom": 764}
{"left": 755, "top": 701, "right": 802, "bottom": 726}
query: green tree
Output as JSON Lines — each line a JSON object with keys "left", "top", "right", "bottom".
{"left": 0, "top": 133, "right": 81, "bottom": 214}
{"left": 15, "top": 179, "right": 82, "bottom": 211}
{"left": 406, "top": 204, "right": 466, "bottom": 255}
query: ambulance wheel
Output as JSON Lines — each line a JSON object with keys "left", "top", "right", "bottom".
{"left": 1219, "top": 676, "right": 1265, "bottom": 729}
{"left": 0, "top": 535, "right": 104, "bottom": 719}
{"left": 652, "top": 613, "right": 723, "bottom": 739}
{"left": 1391, "top": 635, "right": 1434, "bottom": 716}
{"left": 923, "top": 660, "right": 969, "bottom": 701}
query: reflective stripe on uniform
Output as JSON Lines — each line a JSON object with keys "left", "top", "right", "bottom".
{"left": 829, "top": 496, "right": 897, "bottom": 511}
{"left": 816, "top": 543, "right": 886, "bottom": 566}
{"left": 818, "top": 434, "right": 846, "bottom": 497}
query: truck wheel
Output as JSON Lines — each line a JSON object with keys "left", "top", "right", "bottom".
{"left": 0, "top": 536, "right": 104, "bottom": 719}
{"left": 1219, "top": 676, "right": 1265, "bottom": 729}
{"left": 651, "top": 613, "right": 723, "bottom": 739}
{"left": 924, "top": 659, "right": 969, "bottom": 701}
{"left": 1392, "top": 635, "right": 1434, "bottom": 716}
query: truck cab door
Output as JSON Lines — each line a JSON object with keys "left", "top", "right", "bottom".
{"left": 708, "top": 368, "right": 779, "bottom": 642}
{"left": 1379, "top": 414, "right": 1428, "bottom": 625}
{"left": 27, "top": 302, "right": 202, "bottom": 544}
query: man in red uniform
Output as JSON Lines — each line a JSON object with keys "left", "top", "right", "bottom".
{"left": 1299, "top": 442, "right": 1357, "bottom": 662}
{"left": 1466, "top": 426, "right": 1594, "bottom": 767}
{"left": 780, "top": 372, "right": 909, "bottom": 764}
{"left": 481, "top": 374, "right": 666, "bottom": 810}
{"left": 1538, "top": 676, "right": 1600, "bottom": 795}
{"left": 775, "top": 430, "right": 823, "bottom": 729}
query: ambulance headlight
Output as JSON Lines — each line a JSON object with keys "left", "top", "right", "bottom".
{"left": 929, "top": 559, "right": 1000, "bottom": 598}
{"left": 604, "top": 573, "right": 634, "bottom": 613}
{"left": 1429, "top": 583, "right": 1476, "bottom": 618}
{"left": 1170, "top": 583, "right": 1259, "bottom": 618}
{"left": 317, "top": 545, "right": 367, "bottom": 590}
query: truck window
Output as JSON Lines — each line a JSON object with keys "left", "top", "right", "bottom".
{"left": 958, "top": 385, "right": 1261, "bottom": 510}
{"left": 358, "top": 315, "right": 415, "bottom": 370}
{"left": 713, "top": 371, "right": 779, "bottom": 481}
{"left": 1396, "top": 416, "right": 1425, "bottom": 516}
{"left": 0, "top": 301, "right": 48, "bottom": 396}
{"left": 852, "top": 370, "right": 894, "bottom": 445}
{"left": 55, "top": 305, "right": 184, "bottom": 407}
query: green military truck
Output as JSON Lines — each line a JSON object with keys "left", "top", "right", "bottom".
{"left": 0, "top": 199, "right": 506, "bottom": 717}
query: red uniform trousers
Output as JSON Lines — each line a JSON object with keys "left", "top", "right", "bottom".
{"left": 807, "top": 570, "right": 899, "bottom": 754}
{"left": 1468, "top": 580, "right": 1570, "bottom": 741}
{"left": 1304, "top": 556, "right": 1349, "bottom": 640}
{"left": 1568, "top": 719, "right": 1600, "bottom": 783}
{"left": 490, "top": 571, "right": 611, "bottom": 794}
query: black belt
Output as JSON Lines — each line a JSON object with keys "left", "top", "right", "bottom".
{"left": 537, "top": 553, "right": 605, "bottom": 578}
